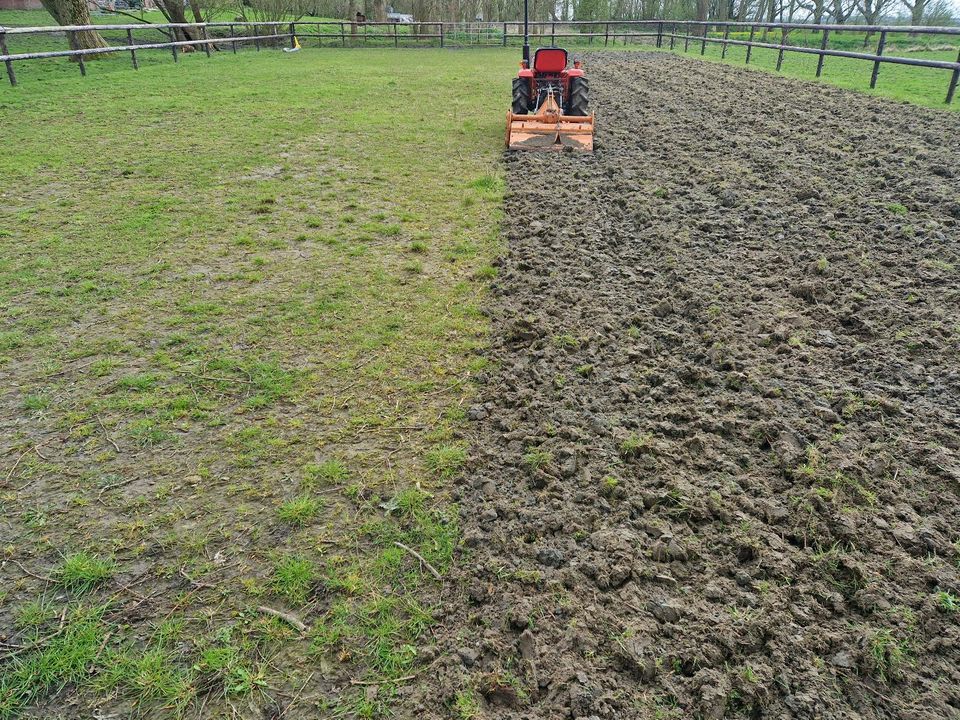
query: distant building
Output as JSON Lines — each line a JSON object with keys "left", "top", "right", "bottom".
{"left": 0, "top": 0, "right": 155, "bottom": 14}
{"left": 0, "top": 0, "right": 44, "bottom": 9}
{"left": 385, "top": 6, "right": 413, "bottom": 22}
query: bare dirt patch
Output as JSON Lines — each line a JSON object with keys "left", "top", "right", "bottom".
{"left": 409, "top": 52, "right": 960, "bottom": 719}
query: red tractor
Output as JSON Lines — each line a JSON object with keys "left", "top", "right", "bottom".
{"left": 505, "top": 8, "right": 594, "bottom": 151}
{"left": 511, "top": 48, "right": 590, "bottom": 120}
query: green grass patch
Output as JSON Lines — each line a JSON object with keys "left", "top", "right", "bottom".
{"left": 55, "top": 553, "right": 115, "bottom": 593}
{"left": 272, "top": 555, "right": 316, "bottom": 604}
{"left": 424, "top": 444, "right": 468, "bottom": 479}
{"left": 0, "top": 46, "right": 508, "bottom": 718}
{"left": 277, "top": 494, "right": 324, "bottom": 525}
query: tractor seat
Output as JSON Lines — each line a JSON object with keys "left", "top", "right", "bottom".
{"left": 533, "top": 47, "right": 568, "bottom": 74}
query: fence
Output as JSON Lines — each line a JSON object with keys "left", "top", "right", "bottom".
{"left": 1, "top": 19, "right": 958, "bottom": 102}
{"left": 657, "top": 21, "right": 960, "bottom": 103}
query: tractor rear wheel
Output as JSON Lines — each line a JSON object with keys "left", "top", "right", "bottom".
{"left": 568, "top": 76, "right": 590, "bottom": 116}
{"left": 512, "top": 77, "right": 531, "bottom": 115}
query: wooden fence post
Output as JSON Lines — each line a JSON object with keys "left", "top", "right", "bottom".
{"left": 290, "top": 22, "right": 296, "bottom": 48}
{"left": 503, "top": 22, "right": 507, "bottom": 46}
{"left": 551, "top": 21, "right": 555, "bottom": 45}
{"left": 254, "top": 24, "right": 260, "bottom": 51}
{"left": 126, "top": 28, "right": 138, "bottom": 68}
{"left": 657, "top": 21, "right": 663, "bottom": 48}
{"left": 946, "top": 47, "right": 959, "bottom": 104}
{"left": 720, "top": 24, "right": 729, "bottom": 59}
{"left": 684, "top": 22, "right": 690, "bottom": 52}
{"left": 604, "top": 22, "right": 609, "bottom": 47}
{"left": 0, "top": 31, "right": 15, "bottom": 87}
{"left": 229, "top": 24, "right": 236, "bottom": 53}
{"left": 816, "top": 28, "right": 829, "bottom": 76}
{"left": 170, "top": 29, "right": 178, "bottom": 62}
{"left": 700, "top": 23, "right": 706, "bottom": 55}
{"left": 669, "top": 22, "right": 675, "bottom": 50}
{"left": 70, "top": 32, "right": 87, "bottom": 75}
{"left": 776, "top": 27, "right": 787, "bottom": 70}
{"left": 746, "top": 24, "right": 754, "bottom": 63}
{"left": 202, "top": 25, "right": 211, "bottom": 57}
{"left": 439, "top": 22, "right": 444, "bottom": 47}
{"left": 870, "top": 30, "right": 886, "bottom": 88}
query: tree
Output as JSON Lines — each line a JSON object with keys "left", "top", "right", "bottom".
{"left": 366, "top": 0, "right": 386, "bottom": 20}
{"left": 924, "top": 0, "right": 954, "bottom": 24}
{"left": 798, "top": 0, "right": 828, "bottom": 23}
{"left": 695, "top": 0, "right": 708, "bottom": 33}
{"left": 856, "top": 0, "right": 892, "bottom": 42}
{"left": 831, "top": 0, "right": 856, "bottom": 22}
{"left": 154, "top": 0, "right": 200, "bottom": 44}
{"left": 40, "top": 0, "right": 108, "bottom": 53}
{"left": 900, "top": 0, "right": 930, "bottom": 24}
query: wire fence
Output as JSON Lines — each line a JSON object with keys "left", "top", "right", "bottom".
{"left": 1, "top": 18, "right": 958, "bottom": 102}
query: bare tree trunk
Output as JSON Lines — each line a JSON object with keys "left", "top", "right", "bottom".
{"left": 902, "top": 0, "right": 928, "bottom": 24}
{"left": 155, "top": 0, "right": 199, "bottom": 42}
{"left": 40, "top": 0, "right": 109, "bottom": 53}
{"left": 188, "top": 0, "right": 203, "bottom": 24}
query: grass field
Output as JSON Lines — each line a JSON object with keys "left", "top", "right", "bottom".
{"left": 0, "top": 47, "right": 512, "bottom": 718}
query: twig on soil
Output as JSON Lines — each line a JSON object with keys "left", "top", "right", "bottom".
{"left": 423, "top": 377, "right": 468, "bottom": 397}
{"left": 257, "top": 606, "right": 309, "bottom": 633}
{"left": 0, "top": 626, "right": 66, "bottom": 662}
{"left": 179, "top": 566, "right": 216, "bottom": 590}
{"left": 7, "top": 558, "right": 53, "bottom": 583}
{"left": 94, "top": 630, "right": 114, "bottom": 663}
{"left": 97, "top": 477, "right": 137, "bottom": 502}
{"left": 349, "top": 675, "right": 416, "bottom": 686}
{"left": 393, "top": 541, "right": 443, "bottom": 581}
{"left": 279, "top": 671, "right": 315, "bottom": 718}
{"left": 33, "top": 444, "right": 50, "bottom": 462}
{"left": 96, "top": 415, "right": 121, "bottom": 453}
{"left": 196, "top": 689, "right": 212, "bottom": 720}
{"left": 120, "top": 588, "right": 163, "bottom": 613}
{"left": 3, "top": 449, "right": 29, "bottom": 484}
{"left": 39, "top": 357, "right": 97, "bottom": 379}
{"left": 357, "top": 425, "right": 427, "bottom": 434}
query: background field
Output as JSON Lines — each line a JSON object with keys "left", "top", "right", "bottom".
{"left": 0, "top": 47, "right": 510, "bottom": 718}
{"left": 664, "top": 35, "right": 960, "bottom": 110}
{"left": 2, "top": 9, "right": 958, "bottom": 108}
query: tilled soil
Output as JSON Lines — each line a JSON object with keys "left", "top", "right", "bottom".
{"left": 407, "top": 53, "right": 960, "bottom": 719}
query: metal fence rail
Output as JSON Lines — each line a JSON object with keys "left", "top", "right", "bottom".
{"left": 1, "top": 18, "right": 958, "bottom": 102}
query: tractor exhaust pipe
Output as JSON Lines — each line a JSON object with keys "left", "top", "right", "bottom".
{"left": 522, "top": 0, "right": 530, "bottom": 66}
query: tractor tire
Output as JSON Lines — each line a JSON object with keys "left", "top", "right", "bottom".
{"left": 568, "top": 76, "right": 590, "bottom": 116}
{"left": 512, "top": 77, "right": 531, "bottom": 115}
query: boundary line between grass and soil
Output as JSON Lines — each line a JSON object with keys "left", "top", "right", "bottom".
{"left": 2, "top": 18, "right": 958, "bottom": 104}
